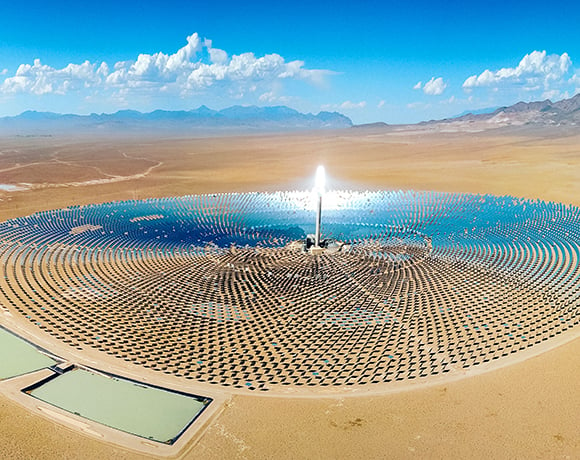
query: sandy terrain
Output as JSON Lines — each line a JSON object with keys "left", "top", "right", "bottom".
{"left": 0, "top": 127, "right": 579, "bottom": 459}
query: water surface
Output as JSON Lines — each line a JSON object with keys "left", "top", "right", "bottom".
{"left": 0, "top": 327, "right": 57, "bottom": 379}
{"left": 29, "top": 368, "right": 210, "bottom": 444}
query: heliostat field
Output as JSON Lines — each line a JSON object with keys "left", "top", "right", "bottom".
{"left": 1, "top": 190, "right": 579, "bottom": 392}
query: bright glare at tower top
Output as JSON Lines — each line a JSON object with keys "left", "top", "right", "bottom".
{"left": 315, "top": 165, "right": 326, "bottom": 195}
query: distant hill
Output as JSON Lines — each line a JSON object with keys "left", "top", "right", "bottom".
{"left": 346, "top": 94, "right": 580, "bottom": 135}
{"left": 352, "top": 121, "right": 390, "bottom": 129}
{"left": 5, "top": 94, "right": 579, "bottom": 137}
{"left": 431, "top": 93, "right": 580, "bottom": 129}
{"left": 451, "top": 106, "right": 500, "bottom": 118}
{"left": 0, "top": 105, "right": 353, "bottom": 135}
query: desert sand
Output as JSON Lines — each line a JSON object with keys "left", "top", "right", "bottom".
{"left": 0, "top": 127, "right": 579, "bottom": 459}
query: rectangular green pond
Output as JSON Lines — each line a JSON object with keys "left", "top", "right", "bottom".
{"left": 27, "top": 368, "right": 210, "bottom": 444}
{"left": 0, "top": 327, "right": 57, "bottom": 379}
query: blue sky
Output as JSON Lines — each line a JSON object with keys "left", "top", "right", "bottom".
{"left": 1, "top": 0, "right": 579, "bottom": 124}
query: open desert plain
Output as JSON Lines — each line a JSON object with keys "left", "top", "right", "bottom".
{"left": 0, "top": 125, "right": 579, "bottom": 459}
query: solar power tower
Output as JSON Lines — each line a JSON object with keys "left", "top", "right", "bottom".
{"left": 314, "top": 165, "right": 325, "bottom": 248}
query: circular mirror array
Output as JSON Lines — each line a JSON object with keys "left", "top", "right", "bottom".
{"left": 1, "top": 190, "right": 578, "bottom": 391}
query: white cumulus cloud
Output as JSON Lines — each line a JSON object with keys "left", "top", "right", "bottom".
{"left": 422, "top": 77, "right": 447, "bottom": 95}
{"left": 0, "top": 33, "right": 333, "bottom": 108}
{"left": 569, "top": 72, "right": 580, "bottom": 92}
{"left": 258, "top": 91, "right": 291, "bottom": 104}
{"left": 2, "top": 59, "right": 107, "bottom": 95}
{"left": 413, "top": 81, "right": 422, "bottom": 90}
{"left": 340, "top": 100, "right": 367, "bottom": 109}
{"left": 320, "top": 100, "right": 367, "bottom": 111}
{"left": 542, "top": 89, "right": 568, "bottom": 101}
{"left": 463, "top": 51, "right": 572, "bottom": 91}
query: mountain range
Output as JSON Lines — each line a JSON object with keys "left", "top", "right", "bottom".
{"left": 0, "top": 105, "right": 353, "bottom": 135}
{"left": 430, "top": 93, "right": 580, "bottom": 129}
{"left": 2, "top": 93, "right": 579, "bottom": 136}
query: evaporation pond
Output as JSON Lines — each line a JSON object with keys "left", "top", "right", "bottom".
{"left": 0, "top": 327, "right": 57, "bottom": 379}
{"left": 29, "top": 368, "right": 210, "bottom": 444}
